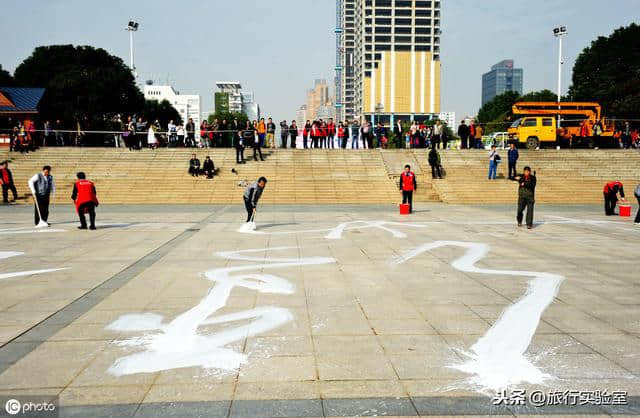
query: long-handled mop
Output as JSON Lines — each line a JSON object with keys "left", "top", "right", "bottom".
{"left": 33, "top": 194, "right": 49, "bottom": 228}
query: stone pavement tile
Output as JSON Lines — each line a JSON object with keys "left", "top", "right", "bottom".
{"left": 234, "top": 381, "right": 319, "bottom": 400}
{"left": 428, "top": 317, "right": 492, "bottom": 335}
{"left": 543, "top": 315, "right": 626, "bottom": 334}
{"left": 59, "top": 384, "right": 149, "bottom": 406}
{"left": 136, "top": 401, "right": 231, "bottom": 418}
{"left": 0, "top": 387, "right": 63, "bottom": 397}
{"left": 238, "top": 355, "right": 316, "bottom": 383}
{"left": 257, "top": 307, "right": 311, "bottom": 337}
{"left": 540, "top": 353, "right": 637, "bottom": 379}
{"left": 61, "top": 404, "right": 139, "bottom": 418}
{"left": 388, "top": 354, "right": 468, "bottom": 380}
{"left": 601, "top": 354, "right": 640, "bottom": 376}
{"left": 416, "top": 304, "right": 481, "bottom": 318}
{"left": 143, "top": 382, "right": 235, "bottom": 403}
{"left": 319, "top": 380, "right": 407, "bottom": 399}
{"left": 369, "top": 318, "right": 437, "bottom": 335}
{"left": 255, "top": 292, "right": 307, "bottom": 308}
{"left": 154, "top": 366, "right": 238, "bottom": 385}
{"left": 317, "top": 354, "right": 397, "bottom": 381}
{"left": 68, "top": 345, "right": 159, "bottom": 387}
{"left": 229, "top": 399, "right": 322, "bottom": 418}
{"left": 309, "top": 306, "right": 373, "bottom": 336}
{"left": 0, "top": 325, "right": 31, "bottom": 343}
{"left": 0, "top": 341, "right": 106, "bottom": 389}
{"left": 378, "top": 335, "right": 455, "bottom": 356}
{"left": 401, "top": 379, "right": 480, "bottom": 397}
{"left": 314, "top": 335, "right": 384, "bottom": 356}
{"left": 44, "top": 323, "right": 124, "bottom": 342}
{"left": 245, "top": 336, "right": 313, "bottom": 358}
{"left": 323, "top": 397, "right": 418, "bottom": 416}
{"left": 411, "top": 396, "right": 512, "bottom": 416}
{"left": 526, "top": 333, "right": 596, "bottom": 355}
{"left": 466, "top": 304, "right": 509, "bottom": 320}
{"left": 569, "top": 333, "right": 640, "bottom": 357}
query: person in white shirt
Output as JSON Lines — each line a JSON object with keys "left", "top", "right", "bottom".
{"left": 28, "top": 165, "right": 56, "bottom": 225}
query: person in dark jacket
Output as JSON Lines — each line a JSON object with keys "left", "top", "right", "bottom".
{"left": 234, "top": 126, "right": 246, "bottom": 164}
{"left": 289, "top": 121, "right": 298, "bottom": 149}
{"left": 398, "top": 165, "right": 417, "bottom": 213}
{"left": 245, "top": 121, "right": 263, "bottom": 161}
{"left": 375, "top": 122, "right": 387, "bottom": 149}
{"left": 393, "top": 121, "right": 403, "bottom": 147}
{"left": 634, "top": 184, "right": 640, "bottom": 225}
{"left": 507, "top": 143, "right": 519, "bottom": 180}
{"left": 185, "top": 118, "right": 196, "bottom": 148}
{"left": 603, "top": 181, "right": 625, "bottom": 216}
{"left": 280, "top": 120, "right": 289, "bottom": 148}
{"left": 457, "top": 121, "right": 470, "bottom": 149}
{"left": 71, "top": 172, "right": 98, "bottom": 230}
{"left": 0, "top": 161, "right": 18, "bottom": 203}
{"left": 428, "top": 148, "right": 442, "bottom": 179}
{"left": 188, "top": 154, "right": 201, "bottom": 176}
{"left": 243, "top": 177, "right": 267, "bottom": 222}
{"left": 202, "top": 156, "right": 215, "bottom": 179}
{"left": 516, "top": 166, "right": 536, "bottom": 229}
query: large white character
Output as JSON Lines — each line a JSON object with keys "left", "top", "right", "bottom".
{"left": 107, "top": 247, "right": 335, "bottom": 376}
{"left": 392, "top": 241, "right": 565, "bottom": 392}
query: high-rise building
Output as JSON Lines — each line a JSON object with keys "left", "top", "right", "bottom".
{"left": 481, "top": 60, "right": 523, "bottom": 105}
{"left": 336, "top": 0, "right": 356, "bottom": 121}
{"left": 215, "top": 82, "right": 261, "bottom": 120}
{"left": 340, "top": 0, "right": 442, "bottom": 125}
{"left": 144, "top": 83, "right": 200, "bottom": 127}
{"left": 306, "top": 79, "right": 330, "bottom": 121}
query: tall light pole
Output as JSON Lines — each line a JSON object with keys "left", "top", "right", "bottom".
{"left": 125, "top": 21, "right": 139, "bottom": 79}
{"left": 553, "top": 26, "right": 567, "bottom": 127}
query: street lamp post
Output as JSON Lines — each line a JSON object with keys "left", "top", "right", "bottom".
{"left": 125, "top": 21, "right": 139, "bottom": 79}
{"left": 553, "top": 25, "right": 567, "bottom": 127}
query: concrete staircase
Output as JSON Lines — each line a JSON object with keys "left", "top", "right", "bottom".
{"left": 422, "top": 149, "right": 640, "bottom": 204}
{"left": 1, "top": 148, "right": 638, "bottom": 205}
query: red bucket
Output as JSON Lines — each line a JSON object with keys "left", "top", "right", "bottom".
{"left": 619, "top": 204, "right": 631, "bottom": 217}
{"left": 399, "top": 204, "right": 410, "bottom": 215}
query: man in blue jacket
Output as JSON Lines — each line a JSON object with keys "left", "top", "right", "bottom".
{"left": 507, "top": 143, "right": 519, "bottom": 180}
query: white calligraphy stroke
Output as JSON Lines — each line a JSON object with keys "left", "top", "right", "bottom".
{"left": 106, "top": 247, "right": 335, "bottom": 376}
{"left": 0, "top": 251, "right": 69, "bottom": 281}
{"left": 238, "top": 220, "right": 426, "bottom": 239}
{"left": 392, "top": 241, "right": 564, "bottom": 393}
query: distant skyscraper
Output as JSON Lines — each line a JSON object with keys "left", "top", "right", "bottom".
{"left": 481, "top": 60, "right": 523, "bottom": 105}
{"left": 339, "top": 0, "right": 442, "bottom": 125}
{"left": 306, "top": 79, "right": 330, "bottom": 121}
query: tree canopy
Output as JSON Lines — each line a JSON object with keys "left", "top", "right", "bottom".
{"left": 144, "top": 99, "right": 182, "bottom": 127}
{"left": 13, "top": 45, "right": 143, "bottom": 124}
{"left": 476, "top": 89, "right": 558, "bottom": 133}
{"left": 0, "top": 64, "right": 14, "bottom": 86}
{"left": 568, "top": 23, "right": 640, "bottom": 118}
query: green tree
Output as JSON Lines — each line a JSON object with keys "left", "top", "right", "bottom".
{"left": 13, "top": 45, "right": 144, "bottom": 125}
{"left": 568, "top": 23, "right": 640, "bottom": 118}
{"left": 477, "top": 89, "right": 559, "bottom": 133}
{"left": 0, "top": 64, "right": 14, "bottom": 86}
{"left": 143, "top": 99, "right": 182, "bottom": 127}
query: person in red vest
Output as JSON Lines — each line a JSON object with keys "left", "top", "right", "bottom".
{"left": 327, "top": 118, "right": 336, "bottom": 149}
{"left": 398, "top": 164, "right": 417, "bottom": 214}
{"left": 1, "top": 161, "right": 19, "bottom": 204}
{"left": 603, "top": 181, "right": 625, "bottom": 216}
{"left": 71, "top": 172, "right": 99, "bottom": 230}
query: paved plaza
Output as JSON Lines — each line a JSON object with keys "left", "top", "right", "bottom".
{"left": 0, "top": 203, "right": 638, "bottom": 417}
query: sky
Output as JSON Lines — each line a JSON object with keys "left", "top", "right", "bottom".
{"left": 1, "top": 0, "right": 638, "bottom": 121}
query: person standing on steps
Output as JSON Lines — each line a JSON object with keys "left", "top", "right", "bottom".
{"left": 243, "top": 177, "right": 267, "bottom": 222}
{"left": 603, "top": 181, "right": 625, "bottom": 216}
{"left": 458, "top": 120, "right": 470, "bottom": 149}
{"left": 234, "top": 125, "right": 246, "bottom": 164}
{"left": 488, "top": 145, "right": 500, "bottom": 180}
{"left": 71, "top": 172, "right": 98, "bottom": 230}
{"left": 245, "top": 120, "right": 263, "bottom": 161}
{"left": 428, "top": 147, "right": 442, "bottom": 179}
{"left": 399, "top": 165, "right": 417, "bottom": 214}
{"left": 516, "top": 166, "right": 536, "bottom": 229}
{"left": 266, "top": 118, "right": 276, "bottom": 149}
{"left": 507, "top": 142, "right": 519, "bottom": 180}
{"left": 303, "top": 120, "right": 311, "bottom": 149}
{"left": 28, "top": 165, "right": 56, "bottom": 226}
{"left": 280, "top": 120, "right": 289, "bottom": 148}
{"left": 289, "top": 120, "right": 298, "bottom": 149}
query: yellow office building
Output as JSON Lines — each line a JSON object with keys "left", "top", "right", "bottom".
{"left": 339, "top": 0, "right": 442, "bottom": 124}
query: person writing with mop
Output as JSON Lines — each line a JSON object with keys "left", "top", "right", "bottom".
{"left": 243, "top": 177, "right": 267, "bottom": 226}
{"left": 28, "top": 165, "right": 55, "bottom": 227}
